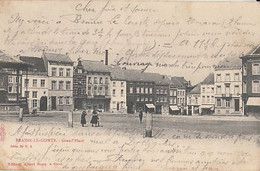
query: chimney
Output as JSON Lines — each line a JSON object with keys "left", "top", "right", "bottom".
{"left": 66, "top": 52, "right": 69, "bottom": 56}
{"left": 105, "top": 50, "right": 108, "bottom": 65}
{"left": 16, "top": 54, "right": 20, "bottom": 60}
{"left": 188, "top": 80, "right": 191, "bottom": 86}
{"left": 78, "top": 57, "right": 82, "bottom": 66}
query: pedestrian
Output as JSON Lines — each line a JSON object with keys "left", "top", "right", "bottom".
{"left": 80, "top": 111, "right": 87, "bottom": 127}
{"left": 139, "top": 110, "right": 143, "bottom": 123}
{"left": 90, "top": 109, "right": 98, "bottom": 127}
{"left": 97, "top": 113, "right": 101, "bottom": 127}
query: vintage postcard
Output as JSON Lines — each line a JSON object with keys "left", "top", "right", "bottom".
{"left": 0, "top": 0, "right": 259, "bottom": 170}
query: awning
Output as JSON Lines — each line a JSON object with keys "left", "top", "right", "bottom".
{"left": 169, "top": 106, "right": 179, "bottom": 111}
{"left": 200, "top": 105, "right": 214, "bottom": 109}
{"left": 145, "top": 104, "right": 155, "bottom": 108}
{"left": 247, "top": 97, "right": 260, "bottom": 106}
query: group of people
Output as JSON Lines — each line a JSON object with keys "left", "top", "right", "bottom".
{"left": 80, "top": 110, "right": 101, "bottom": 127}
{"left": 81, "top": 109, "right": 145, "bottom": 127}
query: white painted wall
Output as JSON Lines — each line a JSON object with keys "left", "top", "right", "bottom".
{"left": 110, "top": 80, "right": 127, "bottom": 113}
{"left": 201, "top": 84, "right": 215, "bottom": 105}
{"left": 47, "top": 62, "right": 74, "bottom": 111}
{"left": 214, "top": 68, "right": 243, "bottom": 114}
{"left": 21, "top": 74, "right": 48, "bottom": 113}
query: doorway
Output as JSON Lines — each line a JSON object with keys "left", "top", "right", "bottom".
{"left": 117, "top": 103, "right": 120, "bottom": 110}
{"left": 127, "top": 102, "right": 134, "bottom": 114}
{"left": 155, "top": 105, "right": 162, "bottom": 114}
{"left": 40, "top": 96, "right": 47, "bottom": 111}
{"left": 234, "top": 99, "right": 240, "bottom": 112}
{"left": 51, "top": 96, "right": 56, "bottom": 110}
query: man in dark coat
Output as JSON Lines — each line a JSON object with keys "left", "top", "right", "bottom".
{"left": 80, "top": 111, "right": 87, "bottom": 127}
{"left": 139, "top": 110, "right": 143, "bottom": 123}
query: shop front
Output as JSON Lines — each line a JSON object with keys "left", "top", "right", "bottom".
{"left": 246, "top": 97, "right": 260, "bottom": 115}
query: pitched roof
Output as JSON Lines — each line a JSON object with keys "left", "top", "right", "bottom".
{"left": 19, "top": 56, "right": 47, "bottom": 73}
{"left": 173, "top": 77, "right": 188, "bottom": 86}
{"left": 122, "top": 69, "right": 147, "bottom": 82}
{"left": 201, "top": 73, "right": 214, "bottom": 85}
{"left": 189, "top": 84, "right": 201, "bottom": 94}
{"left": 120, "top": 69, "right": 171, "bottom": 84}
{"left": 82, "top": 60, "right": 110, "bottom": 73}
{"left": 170, "top": 77, "right": 184, "bottom": 88}
{"left": 42, "top": 52, "right": 73, "bottom": 64}
{"left": 144, "top": 73, "right": 171, "bottom": 85}
{"left": 107, "top": 66, "right": 126, "bottom": 80}
{"left": 216, "top": 56, "right": 242, "bottom": 69}
{"left": 114, "top": 69, "right": 153, "bottom": 83}
{"left": 0, "top": 51, "right": 32, "bottom": 69}
{"left": 252, "top": 45, "right": 260, "bottom": 55}
{"left": 240, "top": 45, "right": 260, "bottom": 59}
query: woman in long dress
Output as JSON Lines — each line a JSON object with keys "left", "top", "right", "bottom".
{"left": 90, "top": 110, "right": 98, "bottom": 127}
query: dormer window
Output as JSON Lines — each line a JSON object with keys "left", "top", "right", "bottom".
{"left": 78, "top": 57, "right": 82, "bottom": 66}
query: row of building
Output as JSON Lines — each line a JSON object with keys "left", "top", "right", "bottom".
{"left": 0, "top": 51, "right": 74, "bottom": 114}
{"left": 187, "top": 45, "right": 260, "bottom": 115}
{"left": 0, "top": 45, "right": 259, "bottom": 115}
{"left": 0, "top": 50, "right": 191, "bottom": 115}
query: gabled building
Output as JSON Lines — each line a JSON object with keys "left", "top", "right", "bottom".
{"left": 108, "top": 66, "right": 127, "bottom": 113}
{"left": 214, "top": 57, "right": 243, "bottom": 115}
{"left": 147, "top": 73, "right": 171, "bottom": 115}
{"left": 187, "top": 83, "right": 201, "bottom": 115}
{"left": 73, "top": 57, "right": 87, "bottom": 109}
{"left": 19, "top": 56, "right": 48, "bottom": 113}
{"left": 171, "top": 77, "right": 186, "bottom": 114}
{"left": 240, "top": 45, "right": 260, "bottom": 115}
{"left": 42, "top": 52, "right": 74, "bottom": 111}
{"left": 73, "top": 58, "right": 111, "bottom": 111}
{"left": 168, "top": 78, "right": 179, "bottom": 115}
{"left": 174, "top": 76, "right": 193, "bottom": 103}
{"left": 200, "top": 73, "right": 215, "bottom": 115}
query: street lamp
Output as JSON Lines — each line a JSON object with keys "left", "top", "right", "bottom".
{"left": 145, "top": 105, "right": 154, "bottom": 138}
{"left": 145, "top": 112, "right": 153, "bottom": 137}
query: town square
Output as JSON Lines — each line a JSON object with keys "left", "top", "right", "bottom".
{"left": 0, "top": 1, "right": 259, "bottom": 170}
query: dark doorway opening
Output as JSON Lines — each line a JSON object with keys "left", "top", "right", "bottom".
{"left": 155, "top": 105, "right": 162, "bottom": 114}
{"left": 117, "top": 103, "right": 120, "bottom": 110}
{"left": 234, "top": 99, "right": 240, "bottom": 112}
{"left": 40, "top": 96, "right": 47, "bottom": 111}
{"left": 51, "top": 96, "right": 56, "bottom": 110}
{"left": 127, "top": 102, "right": 134, "bottom": 114}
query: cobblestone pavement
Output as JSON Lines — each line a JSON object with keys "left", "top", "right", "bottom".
{"left": 0, "top": 111, "right": 259, "bottom": 137}
{"left": 1, "top": 112, "right": 259, "bottom": 171}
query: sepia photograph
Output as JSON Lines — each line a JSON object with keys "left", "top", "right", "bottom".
{"left": 0, "top": 0, "right": 259, "bottom": 170}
